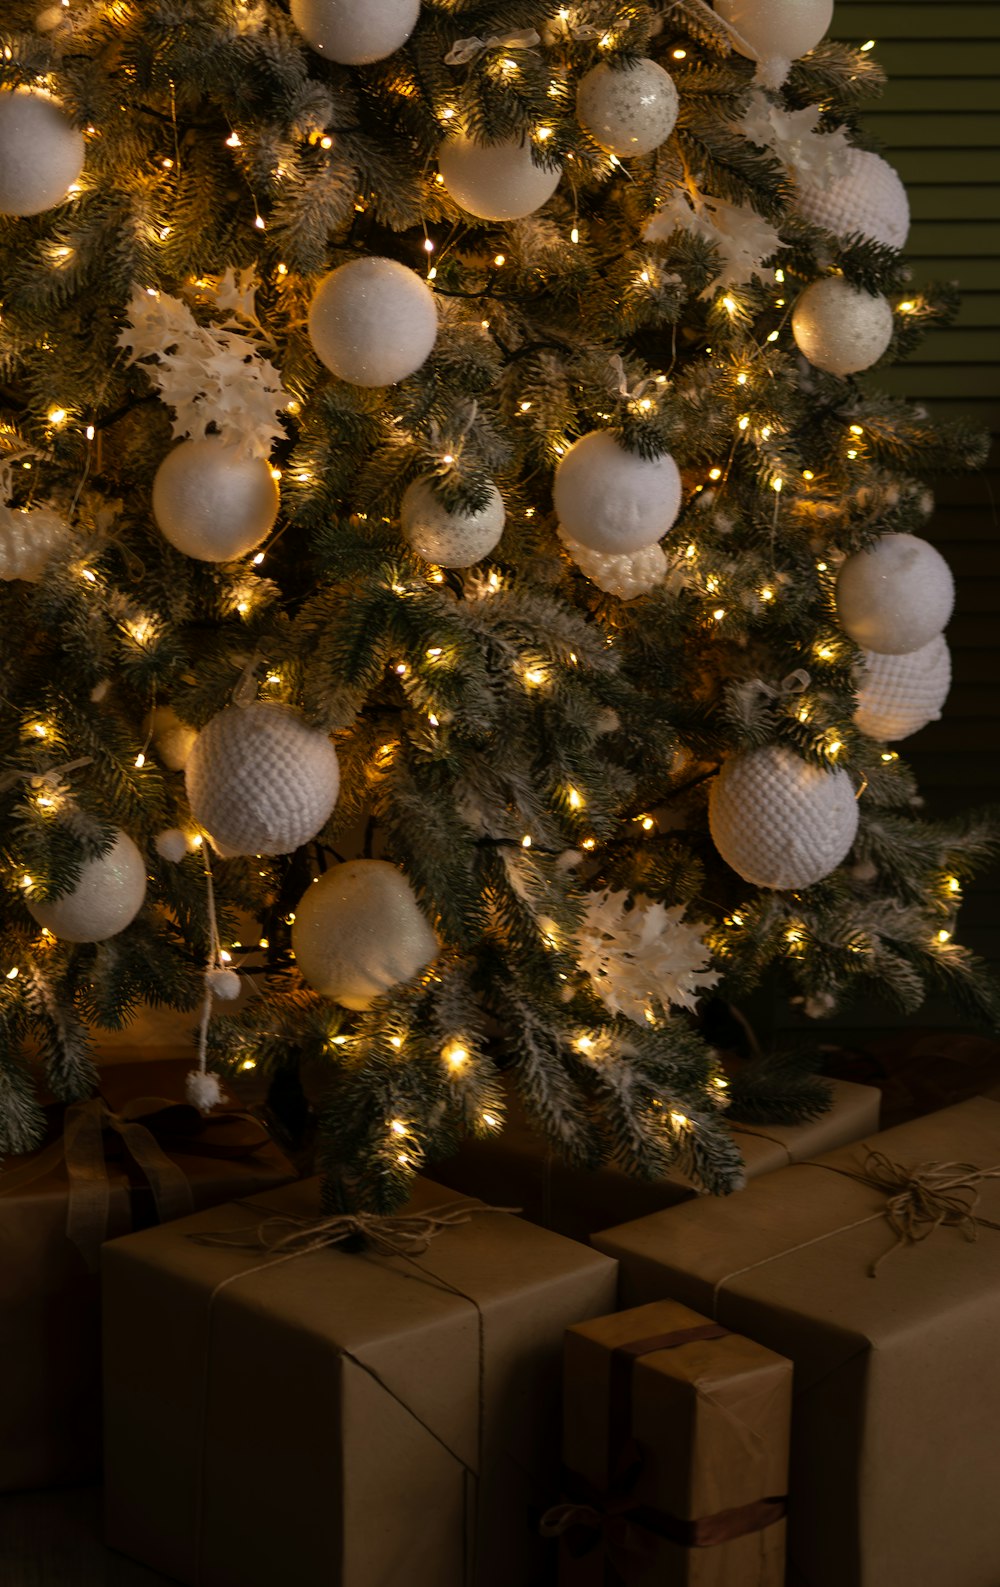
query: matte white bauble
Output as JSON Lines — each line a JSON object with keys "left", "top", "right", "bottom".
{"left": 714, "top": 0, "right": 833, "bottom": 63}
{"left": 854, "top": 635, "right": 951, "bottom": 742}
{"left": 560, "top": 530, "right": 667, "bottom": 598}
{"left": 709, "top": 746, "right": 858, "bottom": 890}
{"left": 28, "top": 830, "right": 147, "bottom": 943}
{"left": 185, "top": 703, "right": 340, "bottom": 858}
{"left": 836, "top": 534, "right": 954, "bottom": 655}
{"left": 0, "top": 505, "right": 70, "bottom": 581}
{"left": 292, "top": 859, "right": 438, "bottom": 1010}
{"left": 576, "top": 59, "right": 679, "bottom": 158}
{"left": 795, "top": 146, "right": 910, "bottom": 251}
{"left": 308, "top": 258, "right": 437, "bottom": 387}
{"left": 152, "top": 439, "right": 278, "bottom": 562}
{"left": 0, "top": 90, "right": 85, "bottom": 216}
{"left": 437, "top": 132, "right": 562, "bottom": 222}
{"left": 553, "top": 430, "right": 682, "bottom": 555}
{"left": 400, "top": 478, "right": 505, "bottom": 568}
{"left": 792, "top": 277, "right": 894, "bottom": 377}
{"left": 147, "top": 705, "right": 198, "bottom": 772}
{"left": 290, "top": 0, "right": 420, "bottom": 63}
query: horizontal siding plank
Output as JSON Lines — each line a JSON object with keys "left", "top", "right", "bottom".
{"left": 879, "top": 79, "right": 999, "bottom": 113}
{"left": 895, "top": 150, "right": 997, "bottom": 184}
{"left": 832, "top": 7, "right": 1000, "bottom": 43}
{"left": 861, "top": 115, "right": 1000, "bottom": 147}
{"left": 874, "top": 42, "right": 1000, "bottom": 73}
{"left": 910, "top": 186, "right": 1000, "bottom": 224}
{"left": 907, "top": 220, "right": 1000, "bottom": 255}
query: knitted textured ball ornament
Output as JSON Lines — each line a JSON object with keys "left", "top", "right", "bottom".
{"left": 792, "top": 277, "right": 894, "bottom": 377}
{"left": 292, "top": 859, "right": 438, "bottom": 1010}
{"left": 28, "top": 830, "right": 147, "bottom": 942}
{"left": 152, "top": 439, "right": 279, "bottom": 562}
{"left": 553, "top": 431, "right": 682, "bottom": 555}
{"left": 185, "top": 703, "right": 340, "bottom": 858}
{"left": 147, "top": 705, "right": 198, "bottom": 772}
{"left": 0, "top": 90, "right": 85, "bottom": 216}
{"left": 308, "top": 258, "right": 437, "bottom": 387}
{"left": 0, "top": 505, "right": 70, "bottom": 581}
{"left": 836, "top": 534, "right": 954, "bottom": 655}
{"left": 437, "top": 133, "right": 561, "bottom": 222}
{"left": 709, "top": 746, "right": 859, "bottom": 890}
{"left": 714, "top": 0, "right": 832, "bottom": 63}
{"left": 290, "top": 0, "right": 420, "bottom": 63}
{"left": 795, "top": 146, "right": 909, "bottom": 251}
{"left": 576, "top": 59, "right": 679, "bottom": 158}
{"left": 400, "top": 478, "right": 505, "bottom": 568}
{"left": 854, "top": 634, "right": 951, "bottom": 742}
{"left": 560, "top": 529, "right": 667, "bottom": 598}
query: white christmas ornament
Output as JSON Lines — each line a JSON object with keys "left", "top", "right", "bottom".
{"left": 645, "top": 189, "right": 781, "bottom": 291}
{"left": 709, "top": 746, "right": 859, "bottom": 890}
{"left": 147, "top": 705, "right": 198, "bottom": 771}
{"left": 836, "top": 534, "right": 954, "bottom": 655}
{"left": 28, "top": 830, "right": 147, "bottom": 943}
{"left": 576, "top": 889, "right": 719, "bottom": 1023}
{"left": 308, "top": 258, "right": 437, "bottom": 387}
{"left": 152, "top": 438, "right": 279, "bottom": 562}
{"left": 185, "top": 703, "right": 340, "bottom": 858}
{"left": 290, "top": 0, "right": 420, "bottom": 63}
{"left": 186, "top": 1070, "right": 225, "bottom": 1111}
{"left": 400, "top": 477, "right": 505, "bottom": 567}
{"left": 0, "top": 90, "right": 85, "bottom": 216}
{"left": 205, "top": 967, "right": 242, "bottom": 1001}
{"left": 739, "top": 91, "right": 850, "bottom": 185}
{"left": 795, "top": 146, "right": 910, "bottom": 251}
{"left": 576, "top": 59, "right": 679, "bottom": 158}
{"left": 292, "top": 859, "right": 438, "bottom": 1010}
{"left": 854, "top": 635, "right": 951, "bottom": 742}
{"left": 792, "top": 277, "right": 894, "bottom": 377}
{"left": 154, "top": 828, "right": 190, "bottom": 864}
{"left": 560, "top": 529, "right": 667, "bottom": 598}
{"left": 714, "top": 0, "right": 833, "bottom": 65}
{"left": 0, "top": 505, "right": 70, "bottom": 581}
{"left": 553, "top": 431, "right": 682, "bottom": 555}
{"left": 437, "top": 132, "right": 561, "bottom": 221}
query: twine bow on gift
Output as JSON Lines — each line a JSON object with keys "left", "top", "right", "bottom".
{"left": 851, "top": 1149, "right": 1000, "bottom": 1275}
{"left": 444, "top": 29, "right": 540, "bottom": 66}
{"left": 192, "top": 1199, "right": 519, "bottom": 1259}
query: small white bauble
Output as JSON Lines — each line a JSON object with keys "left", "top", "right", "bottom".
{"left": 147, "top": 705, "right": 198, "bottom": 772}
{"left": 308, "top": 258, "right": 437, "bottom": 387}
{"left": 795, "top": 146, "right": 909, "bottom": 252}
{"left": 400, "top": 478, "right": 504, "bottom": 568}
{"left": 792, "top": 277, "right": 894, "bottom": 377}
{"left": 553, "top": 431, "right": 682, "bottom": 555}
{"left": 152, "top": 439, "right": 279, "bottom": 562}
{"left": 0, "top": 505, "right": 70, "bottom": 581}
{"left": 709, "top": 746, "right": 858, "bottom": 890}
{"left": 290, "top": 0, "right": 420, "bottom": 62}
{"left": 154, "top": 828, "right": 190, "bottom": 864}
{"left": 836, "top": 534, "right": 954, "bottom": 655}
{"left": 560, "top": 529, "right": 667, "bottom": 598}
{"left": 292, "top": 858, "right": 438, "bottom": 1009}
{"left": 714, "top": 0, "right": 833, "bottom": 63}
{"left": 185, "top": 703, "right": 340, "bottom": 858}
{"left": 0, "top": 90, "right": 85, "bottom": 216}
{"left": 437, "top": 132, "right": 562, "bottom": 222}
{"left": 854, "top": 635, "right": 951, "bottom": 742}
{"left": 28, "top": 830, "right": 147, "bottom": 943}
{"left": 576, "top": 59, "right": 679, "bottom": 158}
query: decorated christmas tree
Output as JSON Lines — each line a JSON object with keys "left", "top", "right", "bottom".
{"left": 1, "top": 0, "right": 995, "bottom": 1211}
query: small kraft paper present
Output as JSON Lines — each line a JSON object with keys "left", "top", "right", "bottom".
{"left": 545, "top": 1299, "right": 791, "bottom": 1586}
{"left": 0, "top": 1058, "right": 294, "bottom": 1494}
{"left": 593, "top": 1096, "right": 1000, "bottom": 1587}
{"left": 103, "top": 1175, "right": 619, "bottom": 1587}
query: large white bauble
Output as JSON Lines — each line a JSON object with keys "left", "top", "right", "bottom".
{"left": 292, "top": 859, "right": 438, "bottom": 1010}
{"left": 147, "top": 705, "right": 198, "bottom": 772}
{"left": 792, "top": 277, "right": 894, "bottom": 377}
{"left": 576, "top": 59, "right": 679, "bottom": 158}
{"left": 560, "top": 529, "right": 667, "bottom": 598}
{"left": 152, "top": 439, "right": 278, "bottom": 563}
{"left": 185, "top": 703, "right": 340, "bottom": 858}
{"left": 836, "top": 534, "right": 954, "bottom": 655}
{"left": 714, "top": 0, "right": 833, "bottom": 63}
{"left": 0, "top": 505, "right": 70, "bottom": 581}
{"left": 795, "top": 146, "right": 910, "bottom": 252}
{"left": 308, "top": 258, "right": 437, "bottom": 387}
{"left": 437, "top": 133, "right": 562, "bottom": 222}
{"left": 854, "top": 635, "right": 951, "bottom": 742}
{"left": 553, "top": 431, "right": 682, "bottom": 555}
{"left": 709, "top": 746, "right": 858, "bottom": 890}
{"left": 28, "top": 830, "right": 147, "bottom": 943}
{"left": 400, "top": 478, "right": 504, "bottom": 568}
{"left": 0, "top": 90, "right": 85, "bottom": 216}
{"left": 290, "top": 0, "right": 420, "bottom": 63}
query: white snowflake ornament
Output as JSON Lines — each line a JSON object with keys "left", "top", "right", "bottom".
{"left": 576, "top": 889, "right": 719, "bottom": 1024}
{"left": 645, "top": 190, "right": 781, "bottom": 292}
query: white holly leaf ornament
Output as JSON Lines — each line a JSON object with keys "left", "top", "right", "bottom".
{"left": 576, "top": 888, "right": 720, "bottom": 1023}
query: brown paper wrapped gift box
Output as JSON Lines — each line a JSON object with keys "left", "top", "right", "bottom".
{"left": 592, "top": 1096, "right": 1000, "bottom": 1587}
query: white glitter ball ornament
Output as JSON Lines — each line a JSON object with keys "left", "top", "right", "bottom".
{"left": 400, "top": 478, "right": 505, "bottom": 568}
{"left": 0, "top": 505, "right": 70, "bottom": 581}
{"left": 437, "top": 132, "right": 561, "bottom": 222}
{"left": 854, "top": 634, "right": 951, "bottom": 742}
{"left": 795, "top": 146, "right": 910, "bottom": 251}
{"left": 792, "top": 277, "right": 894, "bottom": 377}
{"left": 560, "top": 529, "right": 667, "bottom": 598}
{"left": 576, "top": 59, "right": 679, "bottom": 158}
{"left": 836, "top": 534, "right": 954, "bottom": 655}
{"left": 0, "top": 90, "right": 85, "bottom": 216}
{"left": 152, "top": 438, "right": 279, "bottom": 562}
{"left": 185, "top": 703, "right": 340, "bottom": 858}
{"left": 553, "top": 430, "right": 682, "bottom": 555}
{"left": 709, "top": 746, "right": 859, "bottom": 890}
{"left": 292, "top": 859, "right": 438, "bottom": 1010}
{"left": 714, "top": 0, "right": 833, "bottom": 64}
{"left": 308, "top": 258, "right": 437, "bottom": 387}
{"left": 147, "top": 705, "right": 198, "bottom": 772}
{"left": 290, "top": 0, "right": 420, "bottom": 63}
{"left": 28, "top": 830, "right": 147, "bottom": 943}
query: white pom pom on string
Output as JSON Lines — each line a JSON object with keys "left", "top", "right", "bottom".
{"left": 154, "top": 828, "right": 190, "bottom": 864}
{"left": 185, "top": 1069, "right": 226, "bottom": 1112}
{"left": 205, "top": 968, "right": 242, "bottom": 1001}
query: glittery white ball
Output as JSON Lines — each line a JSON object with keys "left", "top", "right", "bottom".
{"left": 714, "top": 0, "right": 833, "bottom": 62}
{"left": 147, "top": 705, "right": 198, "bottom": 772}
{"left": 553, "top": 431, "right": 682, "bottom": 555}
{"left": 792, "top": 277, "right": 894, "bottom": 377}
{"left": 185, "top": 703, "right": 340, "bottom": 858}
{"left": 709, "top": 746, "right": 858, "bottom": 890}
{"left": 795, "top": 146, "right": 910, "bottom": 251}
{"left": 400, "top": 478, "right": 504, "bottom": 568}
{"left": 560, "top": 529, "right": 667, "bottom": 598}
{"left": 292, "top": 859, "right": 438, "bottom": 1010}
{"left": 290, "top": 0, "right": 420, "bottom": 62}
{"left": 437, "top": 132, "right": 562, "bottom": 222}
{"left": 152, "top": 439, "right": 279, "bottom": 563}
{"left": 28, "top": 830, "right": 147, "bottom": 943}
{"left": 576, "top": 59, "right": 679, "bottom": 158}
{"left": 0, "top": 504, "right": 70, "bottom": 581}
{"left": 854, "top": 635, "right": 951, "bottom": 742}
{"left": 308, "top": 257, "right": 437, "bottom": 387}
{"left": 0, "top": 90, "right": 85, "bottom": 216}
{"left": 836, "top": 534, "right": 954, "bottom": 655}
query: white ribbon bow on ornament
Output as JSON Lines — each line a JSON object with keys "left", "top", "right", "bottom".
{"left": 444, "top": 29, "right": 540, "bottom": 66}
{"left": 428, "top": 400, "right": 479, "bottom": 472}
{"left": 753, "top": 668, "right": 812, "bottom": 700}
{"left": 0, "top": 755, "right": 94, "bottom": 797}
{"left": 609, "top": 353, "right": 659, "bottom": 405}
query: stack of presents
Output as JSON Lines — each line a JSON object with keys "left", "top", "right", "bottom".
{"left": 4, "top": 1041, "right": 1000, "bottom": 1586}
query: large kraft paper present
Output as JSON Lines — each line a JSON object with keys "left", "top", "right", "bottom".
{"left": 103, "top": 1175, "right": 619, "bottom": 1587}
{"left": 431, "top": 1078, "right": 880, "bottom": 1242}
{"left": 593, "top": 1096, "right": 1000, "bottom": 1587}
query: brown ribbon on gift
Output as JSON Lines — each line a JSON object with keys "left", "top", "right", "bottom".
{"left": 190, "top": 1198, "right": 519, "bottom": 1260}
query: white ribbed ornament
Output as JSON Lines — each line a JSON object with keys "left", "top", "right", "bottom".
{"left": 709, "top": 746, "right": 858, "bottom": 890}
{"left": 0, "top": 90, "right": 85, "bottom": 216}
{"left": 795, "top": 146, "right": 910, "bottom": 251}
{"left": 855, "top": 635, "right": 951, "bottom": 741}
{"left": 308, "top": 258, "right": 437, "bottom": 387}
{"left": 0, "top": 505, "right": 70, "bottom": 581}
{"left": 714, "top": 0, "right": 832, "bottom": 63}
{"left": 400, "top": 478, "right": 505, "bottom": 568}
{"left": 560, "top": 530, "right": 667, "bottom": 598}
{"left": 292, "top": 859, "right": 438, "bottom": 1009}
{"left": 553, "top": 431, "right": 682, "bottom": 555}
{"left": 28, "top": 830, "right": 147, "bottom": 942}
{"left": 792, "top": 277, "right": 894, "bottom": 376}
{"left": 290, "top": 0, "right": 420, "bottom": 63}
{"left": 437, "top": 132, "right": 561, "bottom": 221}
{"left": 576, "top": 59, "right": 679, "bottom": 157}
{"left": 836, "top": 534, "right": 954, "bottom": 655}
{"left": 152, "top": 439, "right": 278, "bottom": 562}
